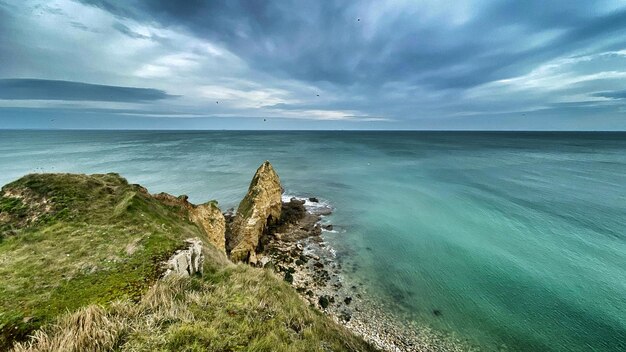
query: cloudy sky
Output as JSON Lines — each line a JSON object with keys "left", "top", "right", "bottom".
{"left": 1, "top": 0, "right": 626, "bottom": 130}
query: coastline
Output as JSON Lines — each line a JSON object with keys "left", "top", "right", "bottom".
{"left": 0, "top": 172, "right": 379, "bottom": 351}
{"left": 258, "top": 196, "right": 474, "bottom": 352}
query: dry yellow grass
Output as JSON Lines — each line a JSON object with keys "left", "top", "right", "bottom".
{"left": 13, "top": 264, "right": 376, "bottom": 352}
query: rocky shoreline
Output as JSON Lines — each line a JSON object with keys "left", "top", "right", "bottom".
{"left": 250, "top": 195, "right": 462, "bottom": 352}
{"left": 217, "top": 161, "right": 469, "bottom": 352}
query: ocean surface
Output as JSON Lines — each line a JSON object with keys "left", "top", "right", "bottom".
{"left": 1, "top": 130, "right": 625, "bottom": 351}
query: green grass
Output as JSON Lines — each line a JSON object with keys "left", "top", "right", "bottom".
{"left": 0, "top": 173, "right": 198, "bottom": 349}
{"left": 236, "top": 188, "right": 260, "bottom": 219}
{"left": 0, "top": 173, "right": 376, "bottom": 352}
{"left": 12, "top": 267, "right": 375, "bottom": 352}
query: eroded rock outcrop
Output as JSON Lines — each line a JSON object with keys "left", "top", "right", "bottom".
{"left": 227, "top": 161, "right": 282, "bottom": 264}
{"left": 154, "top": 193, "right": 226, "bottom": 252}
{"left": 163, "top": 238, "right": 204, "bottom": 278}
{"left": 188, "top": 201, "right": 226, "bottom": 253}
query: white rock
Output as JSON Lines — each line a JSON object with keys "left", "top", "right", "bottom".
{"left": 258, "top": 256, "right": 272, "bottom": 267}
{"left": 163, "top": 238, "right": 204, "bottom": 278}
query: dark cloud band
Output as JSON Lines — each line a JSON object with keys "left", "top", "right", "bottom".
{"left": 77, "top": 0, "right": 626, "bottom": 90}
{"left": 593, "top": 90, "right": 626, "bottom": 100}
{"left": 0, "top": 79, "right": 176, "bottom": 102}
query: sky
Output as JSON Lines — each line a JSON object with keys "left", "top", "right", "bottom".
{"left": 1, "top": 0, "right": 626, "bottom": 130}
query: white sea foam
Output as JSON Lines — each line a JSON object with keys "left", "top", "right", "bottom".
{"left": 282, "top": 194, "right": 334, "bottom": 215}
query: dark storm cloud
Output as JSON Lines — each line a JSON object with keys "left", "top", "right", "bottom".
{"left": 1, "top": 0, "right": 625, "bottom": 129}
{"left": 593, "top": 90, "right": 626, "bottom": 100}
{"left": 0, "top": 79, "right": 176, "bottom": 102}
{"left": 77, "top": 0, "right": 626, "bottom": 90}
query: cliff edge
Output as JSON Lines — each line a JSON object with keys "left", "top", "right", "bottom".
{"left": 0, "top": 170, "right": 375, "bottom": 352}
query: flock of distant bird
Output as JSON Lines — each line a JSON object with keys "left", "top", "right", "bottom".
{"left": 44, "top": 18, "right": 364, "bottom": 127}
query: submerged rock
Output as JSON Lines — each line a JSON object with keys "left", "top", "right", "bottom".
{"left": 227, "top": 161, "right": 282, "bottom": 263}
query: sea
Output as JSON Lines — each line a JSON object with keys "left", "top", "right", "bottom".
{"left": 0, "top": 130, "right": 624, "bottom": 352}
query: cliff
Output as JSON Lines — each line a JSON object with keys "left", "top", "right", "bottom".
{"left": 153, "top": 193, "right": 226, "bottom": 253}
{"left": 188, "top": 201, "right": 226, "bottom": 252}
{"left": 227, "top": 161, "right": 282, "bottom": 264}
{"left": 0, "top": 171, "right": 375, "bottom": 351}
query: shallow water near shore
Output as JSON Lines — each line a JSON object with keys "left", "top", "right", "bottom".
{"left": 1, "top": 130, "right": 625, "bottom": 351}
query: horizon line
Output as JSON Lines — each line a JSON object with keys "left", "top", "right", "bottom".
{"left": 1, "top": 128, "right": 626, "bottom": 133}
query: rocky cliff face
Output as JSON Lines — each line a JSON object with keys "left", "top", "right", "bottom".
{"left": 131, "top": 161, "right": 282, "bottom": 264}
{"left": 227, "top": 161, "right": 282, "bottom": 264}
{"left": 154, "top": 193, "right": 226, "bottom": 253}
{"left": 188, "top": 202, "right": 226, "bottom": 253}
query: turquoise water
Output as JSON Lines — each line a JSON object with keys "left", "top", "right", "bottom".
{"left": 1, "top": 130, "right": 625, "bottom": 351}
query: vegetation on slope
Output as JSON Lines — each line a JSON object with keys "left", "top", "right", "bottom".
{"left": 0, "top": 173, "right": 376, "bottom": 351}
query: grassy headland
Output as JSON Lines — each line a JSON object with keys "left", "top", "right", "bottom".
{"left": 0, "top": 173, "right": 376, "bottom": 351}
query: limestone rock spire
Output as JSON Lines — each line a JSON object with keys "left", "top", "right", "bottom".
{"left": 227, "top": 161, "right": 282, "bottom": 264}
